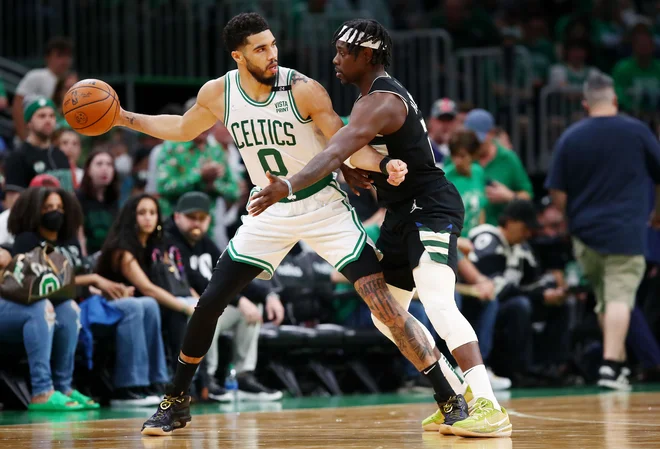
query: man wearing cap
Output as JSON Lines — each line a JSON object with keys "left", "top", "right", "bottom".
{"left": 165, "top": 191, "right": 284, "bottom": 402}
{"left": 428, "top": 97, "right": 459, "bottom": 165}
{"left": 4, "top": 96, "right": 74, "bottom": 209}
{"left": 466, "top": 199, "right": 567, "bottom": 386}
{"left": 462, "top": 109, "right": 533, "bottom": 226}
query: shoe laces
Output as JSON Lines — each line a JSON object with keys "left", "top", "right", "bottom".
{"left": 469, "top": 399, "right": 494, "bottom": 419}
{"left": 154, "top": 395, "right": 181, "bottom": 419}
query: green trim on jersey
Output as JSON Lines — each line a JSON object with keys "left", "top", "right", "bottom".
{"left": 279, "top": 174, "right": 333, "bottom": 203}
{"left": 236, "top": 71, "right": 277, "bottom": 107}
{"left": 329, "top": 181, "right": 368, "bottom": 271}
{"left": 223, "top": 73, "right": 231, "bottom": 125}
{"left": 287, "top": 70, "right": 313, "bottom": 124}
{"left": 227, "top": 241, "right": 275, "bottom": 278}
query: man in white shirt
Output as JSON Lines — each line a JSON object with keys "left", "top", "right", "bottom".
{"left": 12, "top": 37, "right": 74, "bottom": 141}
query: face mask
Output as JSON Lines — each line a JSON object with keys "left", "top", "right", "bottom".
{"left": 41, "top": 211, "right": 64, "bottom": 232}
{"left": 115, "top": 154, "right": 133, "bottom": 176}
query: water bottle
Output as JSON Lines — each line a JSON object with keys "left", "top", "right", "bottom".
{"left": 224, "top": 364, "right": 239, "bottom": 403}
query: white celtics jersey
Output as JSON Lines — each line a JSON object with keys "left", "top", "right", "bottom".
{"left": 222, "top": 67, "right": 326, "bottom": 188}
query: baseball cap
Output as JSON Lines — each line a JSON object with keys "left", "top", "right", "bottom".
{"left": 23, "top": 96, "right": 56, "bottom": 123}
{"left": 175, "top": 192, "right": 211, "bottom": 215}
{"left": 29, "top": 174, "right": 61, "bottom": 188}
{"left": 430, "top": 98, "right": 457, "bottom": 120}
{"left": 464, "top": 109, "right": 495, "bottom": 143}
{"left": 501, "top": 199, "right": 541, "bottom": 230}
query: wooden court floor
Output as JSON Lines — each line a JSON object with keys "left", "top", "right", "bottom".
{"left": 1, "top": 392, "right": 659, "bottom": 448}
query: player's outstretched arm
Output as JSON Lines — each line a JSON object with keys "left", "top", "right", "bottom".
{"left": 248, "top": 93, "right": 407, "bottom": 216}
{"left": 114, "top": 78, "right": 223, "bottom": 142}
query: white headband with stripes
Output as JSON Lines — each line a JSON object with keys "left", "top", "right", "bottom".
{"left": 337, "top": 26, "right": 384, "bottom": 50}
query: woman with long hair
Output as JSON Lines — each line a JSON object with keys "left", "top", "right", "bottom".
{"left": 76, "top": 149, "right": 120, "bottom": 255}
{"left": 97, "top": 193, "right": 195, "bottom": 315}
{"left": 97, "top": 194, "right": 195, "bottom": 400}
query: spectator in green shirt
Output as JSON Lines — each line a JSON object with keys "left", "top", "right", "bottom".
{"left": 443, "top": 129, "right": 487, "bottom": 237}
{"left": 156, "top": 129, "right": 239, "bottom": 231}
{"left": 612, "top": 23, "right": 660, "bottom": 113}
{"left": 464, "top": 109, "right": 533, "bottom": 226}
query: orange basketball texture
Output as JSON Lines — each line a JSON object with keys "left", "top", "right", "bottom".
{"left": 63, "top": 79, "right": 119, "bottom": 136}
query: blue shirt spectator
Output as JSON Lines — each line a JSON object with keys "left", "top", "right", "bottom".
{"left": 546, "top": 113, "right": 660, "bottom": 255}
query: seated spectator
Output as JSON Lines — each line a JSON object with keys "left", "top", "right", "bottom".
{"left": 51, "top": 71, "right": 79, "bottom": 131}
{"left": 548, "top": 40, "right": 600, "bottom": 88}
{"left": 4, "top": 97, "right": 74, "bottom": 209}
{"left": 53, "top": 129, "right": 83, "bottom": 187}
{"left": 165, "top": 192, "right": 283, "bottom": 401}
{"left": 156, "top": 99, "right": 239, "bottom": 227}
{"left": 0, "top": 247, "right": 91, "bottom": 411}
{"left": 427, "top": 98, "right": 459, "bottom": 165}
{"left": 467, "top": 200, "right": 570, "bottom": 386}
{"left": 96, "top": 194, "right": 198, "bottom": 368}
{"left": 443, "top": 129, "right": 487, "bottom": 237}
{"left": 120, "top": 146, "right": 151, "bottom": 204}
{"left": 11, "top": 37, "right": 74, "bottom": 141}
{"left": 0, "top": 174, "right": 61, "bottom": 247}
{"left": 76, "top": 149, "right": 120, "bottom": 255}
{"left": 613, "top": 23, "right": 660, "bottom": 114}
{"left": 464, "top": 109, "right": 533, "bottom": 225}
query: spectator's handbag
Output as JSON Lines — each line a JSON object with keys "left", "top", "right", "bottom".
{"left": 0, "top": 244, "right": 75, "bottom": 304}
{"left": 150, "top": 246, "right": 191, "bottom": 297}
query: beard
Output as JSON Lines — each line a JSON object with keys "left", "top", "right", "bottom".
{"left": 33, "top": 128, "right": 53, "bottom": 144}
{"left": 246, "top": 58, "right": 277, "bottom": 86}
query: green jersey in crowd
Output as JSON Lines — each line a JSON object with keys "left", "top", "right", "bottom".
{"left": 444, "top": 163, "right": 487, "bottom": 237}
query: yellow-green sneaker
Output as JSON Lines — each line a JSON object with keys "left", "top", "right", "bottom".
{"left": 421, "top": 392, "right": 470, "bottom": 435}
{"left": 451, "top": 398, "right": 512, "bottom": 438}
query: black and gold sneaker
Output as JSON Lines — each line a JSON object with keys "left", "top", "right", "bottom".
{"left": 141, "top": 395, "right": 192, "bottom": 436}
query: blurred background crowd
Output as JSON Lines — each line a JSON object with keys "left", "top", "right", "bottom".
{"left": 0, "top": 0, "right": 659, "bottom": 411}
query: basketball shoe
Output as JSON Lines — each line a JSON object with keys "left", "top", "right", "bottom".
{"left": 421, "top": 389, "right": 471, "bottom": 435}
{"left": 141, "top": 394, "right": 192, "bottom": 436}
{"left": 450, "top": 397, "right": 512, "bottom": 437}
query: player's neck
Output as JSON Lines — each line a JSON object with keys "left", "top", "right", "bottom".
{"left": 237, "top": 67, "right": 274, "bottom": 102}
{"left": 358, "top": 69, "right": 387, "bottom": 96}
{"left": 589, "top": 105, "right": 617, "bottom": 117}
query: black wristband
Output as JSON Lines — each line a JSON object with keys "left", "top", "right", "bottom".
{"left": 379, "top": 157, "right": 392, "bottom": 175}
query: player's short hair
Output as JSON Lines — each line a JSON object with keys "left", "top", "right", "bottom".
{"left": 222, "top": 13, "right": 270, "bottom": 52}
{"left": 583, "top": 72, "right": 615, "bottom": 106}
{"left": 45, "top": 36, "right": 73, "bottom": 56}
{"left": 448, "top": 129, "right": 480, "bottom": 157}
{"left": 331, "top": 19, "right": 393, "bottom": 68}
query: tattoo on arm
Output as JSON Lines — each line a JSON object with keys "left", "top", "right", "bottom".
{"left": 354, "top": 273, "right": 435, "bottom": 369}
{"left": 291, "top": 73, "right": 309, "bottom": 84}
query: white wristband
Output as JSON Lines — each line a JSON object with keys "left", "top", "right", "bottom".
{"left": 282, "top": 178, "right": 296, "bottom": 200}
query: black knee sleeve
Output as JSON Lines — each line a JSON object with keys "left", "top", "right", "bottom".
{"left": 181, "top": 252, "right": 262, "bottom": 358}
{"left": 339, "top": 246, "right": 382, "bottom": 284}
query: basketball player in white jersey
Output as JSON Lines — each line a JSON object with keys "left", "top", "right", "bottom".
{"left": 108, "top": 13, "right": 468, "bottom": 436}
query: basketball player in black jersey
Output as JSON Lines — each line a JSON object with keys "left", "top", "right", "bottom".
{"left": 250, "top": 19, "right": 512, "bottom": 438}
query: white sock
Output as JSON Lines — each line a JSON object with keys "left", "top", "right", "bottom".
{"left": 463, "top": 364, "right": 501, "bottom": 410}
{"left": 438, "top": 354, "right": 467, "bottom": 396}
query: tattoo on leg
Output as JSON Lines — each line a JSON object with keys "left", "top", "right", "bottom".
{"left": 355, "top": 273, "right": 434, "bottom": 369}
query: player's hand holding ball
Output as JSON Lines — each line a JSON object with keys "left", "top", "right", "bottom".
{"left": 63, "top": 79, "right": 120, "bottom": 136}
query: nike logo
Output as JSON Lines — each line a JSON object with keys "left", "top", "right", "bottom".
{"left": 485, "top": 416, "right": 508, "bottom": 427}
{"left": 423, "top": 365, "right": 436, "bottom": 375}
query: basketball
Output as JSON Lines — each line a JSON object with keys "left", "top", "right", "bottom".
{"left": 63, "top": 79, "right": 119, "bottom": 136}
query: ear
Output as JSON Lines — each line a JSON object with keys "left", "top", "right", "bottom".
{"left": 613, "top": 94, "right": 618, "bottom": 109}
{"left": 231, "top": 50, "right": 243, "bottom": 65}
{"left": 581, "top": 99, "right": 589, "bottom": 113}
{"left": 362, "top": 47, "right": 373, "bottom": 64}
